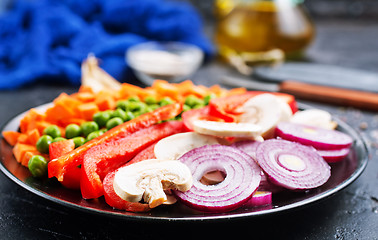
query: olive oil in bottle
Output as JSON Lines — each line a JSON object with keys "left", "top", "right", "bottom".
{"left": 214, "top": 0, "right": 315, "bottom": 61}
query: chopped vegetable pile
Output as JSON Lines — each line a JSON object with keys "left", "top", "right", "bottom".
{"left": 2, "top": 57, "right": 354, "bottom": 214}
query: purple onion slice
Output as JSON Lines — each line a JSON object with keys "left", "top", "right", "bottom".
{"left": 255, "top": 139, "right": 331, "bottom": 190}
{"left": 231, "top": 140, "right": 261, "bottom": 160}
{"left": 258, "top": 171, "right": 284, "bottom": 193}
{"left": 317, "top": 147, "right": 350, "bottom": 163}
{"left": 174, "top": 144, "right": 261, "bottom": 213}
{"left": 243, "top": 191, "right": 272, "bottom": 207}
{"left": 275, "top": 122, "right": 353, "bottom": 150}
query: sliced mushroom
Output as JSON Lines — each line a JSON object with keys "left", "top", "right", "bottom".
{"left": 290, "top": 109, "right": 337, "bottom": 130}
{"left": 238, "top": 93, "right": 293, "bottom": 138}
{"left": 154, "top": 132, "right": 220, "bottom": 160}
{"left": 113, "top": 159, "right": 192, "bottom": 208}
{"left": 192, "top": 120, "right": 263, "bottom": 138}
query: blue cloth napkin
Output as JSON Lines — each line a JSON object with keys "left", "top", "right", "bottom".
{"left": 0, "top": 0, "right": 214, "bottom": 89}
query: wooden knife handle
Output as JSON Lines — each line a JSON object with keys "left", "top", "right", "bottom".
{"left": 279, "top": 81, "right": 378, "bottom": 111}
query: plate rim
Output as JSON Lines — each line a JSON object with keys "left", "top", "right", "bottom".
{"left": 0, "top": 103, "right": 370, "bottom": 222}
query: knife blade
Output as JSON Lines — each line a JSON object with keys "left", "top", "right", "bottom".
{"left": 254, "top": 63, "right": 378, "bottom": 93}
{"left": 221, "top": 76, "right": 378, "bottom": 111}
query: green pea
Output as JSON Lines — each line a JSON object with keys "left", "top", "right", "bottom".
{"left": 159, "top": 97, "right": 174, "bottom": 106}
{"left": 72, "top": 137, "right": 86, "bottom": 148}
{"left": 116, "top": 100, "right": 129, "bottom": 111}
{"left": 65, "top": 124, "right": 81, "bottom": 139}
{"left": 99, "top": 129, "right": 107, "bottom": 135}
{"left": 144, "top": 96, "right": 157, "bottom": 105}
{"left": 182, "top": 104, "right": 191, "bottom": 112}
{"left": 106, "top": 117, "right": 124, "bottom": 130}
{"left": 28, "top": 155, "right": 48, "bottom": 178}
{"left": 193, "top": 103, "right": 205, "bottom": 109}
{"left": 112, "top": 109, "right": 127, "bottom": 121}
{"left": 127, "top": 96, "right": 140, "bottom": 102}
{"left": 148, "top": 104, "right": 160, "bottom": 111}
{"left": 36, "top": 135, "right": 53, "bottom": 154}
{"left": 86, "top": 131, "right": 103, "bottom": 141}
{"left": 93, "top": 111, "right": 111, "bottom": 128}
{"left": 124, "top": 111, "right": 135, "bottom": 121}
{"left": 185, "top": 95, "right": 204, "bottom": 108}
{"left": 204, "top": 94, "right": 216, "bottom": 105}
{"left": 43, "top": 125, "right": 61, "bottom": 139}
{"left": 128, "top": 101, "right": 147, "bottom": 112}
{"left": 52, "top": 137, "right": 66, "bottom": 142}
{"left": 81, "top": 121, "right": 99, "bottom": 137}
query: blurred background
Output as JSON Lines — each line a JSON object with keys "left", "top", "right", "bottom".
{"left": 0, "top": 0, "right": 377, "bottom": 89}
{"left": 189, "top": 0, "right": 378, "bottom": 74}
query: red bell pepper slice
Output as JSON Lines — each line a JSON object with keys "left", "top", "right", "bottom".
{"left": 49, "top": 139, "right": 81, "bottom": 189}
{"left": 125, "top": 142, "right": 157, "bottom": 166}
{"left": 61, "top": 166, "right": 81, "bottom": 189}
{"left": 102, "top": 142, "right": 157, "bottom": 212}
{"left": 208, "top": 92, "right": 259, "bottom": 122}
{"left": 208, "top": 91, "right": 298, "bottom": 122}
{"left": 181, "top": 106, "right": 226, "bottom": 131}
{"left": 103, "top": 170, "right": 151, "bottom": 212}
{"left": 48, "top": 103, "right": 182, "bottom": 182}
{"left": 80, "top": 121, "right": 186, "bottom": 199}
{"left": 49, "top": 139, "right": 75, "bottom": 160}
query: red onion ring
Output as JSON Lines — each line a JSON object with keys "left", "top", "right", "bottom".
{"left": 256, "top": 139, "right": 331, "bottom": 190}
{"left": 174, "top": 144, "right": 261, "bottom": 212}
{"left": 275, "top": 122, "right": 353, "bottom": 150}
{"left": 243, "top": 191, "right": 272, "bottom": 207}
{"left": 317, "top": 147, "right": 350, "bottom": 163}
{"left": 231, "top": 140, "right": 261, "bottom": 160}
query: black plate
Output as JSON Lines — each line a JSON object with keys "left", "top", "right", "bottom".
{"left": 0, "top": 103, "right": 369, "bottom": 221}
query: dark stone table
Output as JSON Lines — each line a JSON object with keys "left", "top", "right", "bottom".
{"left": 0, "top": 19, "right": 377, "bottom": 239}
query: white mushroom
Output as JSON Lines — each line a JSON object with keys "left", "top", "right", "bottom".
{"left": 154, "top": 132, "right": 220, "bottom": 160}
{"left": 192, "top": 120, "right": 263, "bottom": 138}
{"left": 290, "top": 109, "right": 337, "bottom": 130}
{"left": 238, "top": 93, "right": 293, "bottom": 138}
{"left": 113, "top": 159, "right": 192, "bottom": 208}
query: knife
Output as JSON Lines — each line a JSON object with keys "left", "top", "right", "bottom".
{"left": 254, "top": 63, "right": 378, "bottom": 93}
{"left": 221, "top": 76, "right": 378, "bottom": 111}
